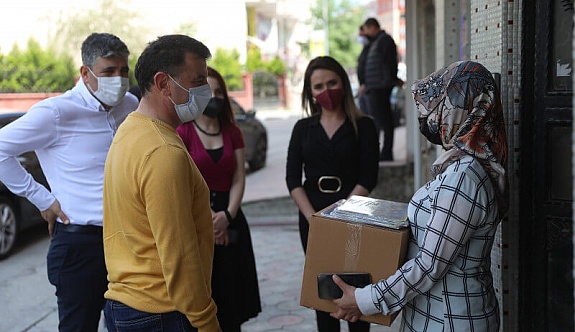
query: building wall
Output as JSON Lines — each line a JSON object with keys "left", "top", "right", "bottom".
{"left": 471, "top": 1, "right": 522, "bottom": 330}
{"left": 433, "top": 0, "right": 458, "bottom": 68}
{"left": 408, "top": 0, "right": 525, "bottom": 330}
{"left": 572, "top": 7, "right": 575, "bottom": 326}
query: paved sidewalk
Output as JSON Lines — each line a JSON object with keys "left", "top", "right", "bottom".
{"left": 241, "top": 222, "right": 403, "bottom": 332}
{"left": 28, "top": 218, "right": 401, "bottom": 332}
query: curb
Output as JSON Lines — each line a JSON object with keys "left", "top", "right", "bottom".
{"left": 242, "top": 196, "right": 299, "bottom": 226}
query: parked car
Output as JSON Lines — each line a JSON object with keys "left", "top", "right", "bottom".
{"left": 390, "top": 85, "right": 406, "bottom": 127}
{"left": 0, "top": 112, "right": 49, "bottom": 259}
{"left": 229, "top": 98, "right": 268, "bottom": 171}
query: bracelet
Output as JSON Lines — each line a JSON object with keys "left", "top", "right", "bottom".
{"left": 224, "top": 210, "right": 233, "bottom": 223}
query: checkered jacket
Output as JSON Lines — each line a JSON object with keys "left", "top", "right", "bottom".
{"left": 356, "top": 156, "right": 500, "bottom": 331}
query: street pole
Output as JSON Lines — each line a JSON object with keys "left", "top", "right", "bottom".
{"left": 323, "top": 0, "right": 329, "bottom": 55}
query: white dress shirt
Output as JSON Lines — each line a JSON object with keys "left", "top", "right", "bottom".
{"left": 0, "top": 80, "right": 137, "bottom": 226}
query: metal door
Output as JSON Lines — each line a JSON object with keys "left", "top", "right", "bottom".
{"left": 520, "top": 1, "right": 573, "bottom": 331}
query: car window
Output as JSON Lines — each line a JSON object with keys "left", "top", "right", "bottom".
{"left": 0, "top": 114, "right": 22, "bottom": 128}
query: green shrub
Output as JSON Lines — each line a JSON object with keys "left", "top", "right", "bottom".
{"left": 0, "top": 39, "right": 75, "bottom": 93}
{"left": 209, "top": 48, "right": 243, "bottom": 91}
{"left": 247, "top": 48, "right": 286, "bottom": 76}
{"left": 246, "top": 47, "right": 286, "bottom": 97}
{"left": 266, "top": 55, "right": 286, "bottom": 77}
{"left": 246, "top": 48, "right": 264, "bottom": 73}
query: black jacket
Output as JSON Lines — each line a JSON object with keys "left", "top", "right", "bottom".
{"left": 364, "top": 30, "right": 398, "bottom": 90}
{"left": 357, "top": 43, "right": 371, "bottom": 85}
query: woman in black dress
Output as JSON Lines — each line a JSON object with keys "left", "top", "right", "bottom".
{"left": 285, "top": 56, "right": 379, "bottom": 332}
{"left": 177, "top": 67, "right": 261, "bottom": 332}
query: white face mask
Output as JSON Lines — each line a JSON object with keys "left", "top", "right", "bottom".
{"left": 168, "top": 75, "right": 212, "bottom": 123}
{"left": 86, "top": 67, "right": 129, "bottom": 107}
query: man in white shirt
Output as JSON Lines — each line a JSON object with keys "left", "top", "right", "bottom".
{"left": 0, "top": 33, "right": 138, "bottom": 332}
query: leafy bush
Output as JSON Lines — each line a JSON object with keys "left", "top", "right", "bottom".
{"left": 246, "top": 48, "right": 285, "bottom": 97}
{"left": 266, "top": 55, "right": 286, "bottom": 77}
{"left": 247, "top": 48, "right": 286, "bottom": 76}
{"left": 209, "top": 48, "right": 243, "bottom": 91}
{"left": 310, "top": 0, "right": 365, "bottom": 71}
{"left": 0, "top": 39, "right": 76, "bottom": 93}
{"left": 246, "top": 48, "right": 264, "bottom": 73}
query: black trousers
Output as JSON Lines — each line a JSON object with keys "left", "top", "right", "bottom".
{"left": 366, "top": 87, "right": 394, "bottom": 159}
{"left": 47, "top": 229, "right": 107, "bottom": 332}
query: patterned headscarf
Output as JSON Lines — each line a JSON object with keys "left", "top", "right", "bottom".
{"left": 412, "top": 61, "right": 508, "bottom": 214}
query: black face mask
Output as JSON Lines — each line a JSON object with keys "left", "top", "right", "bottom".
{"left": 203, "top": 97, "right": 225, "bottom": 118}
{"left": 418, "top": 117, "right": 443, "bottom": 145}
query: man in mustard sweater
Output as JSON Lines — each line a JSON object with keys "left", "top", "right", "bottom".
{"left": 102, "top": 34, "right": 221, "bottom": 332}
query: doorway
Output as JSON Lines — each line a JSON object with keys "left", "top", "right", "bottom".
{"left": 520, "top": 1, "right": 574, "bottom": 331}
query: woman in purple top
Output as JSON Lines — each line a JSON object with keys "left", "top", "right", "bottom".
{"left": 177, "top": 66, "right": 261, "bottom": 332}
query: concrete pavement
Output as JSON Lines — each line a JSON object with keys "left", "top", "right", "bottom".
{"left": 27, "top": 212, "right": 402, "bottom": 332}
{"left": 233, "top": 221, "right": 404, "bottom": 332}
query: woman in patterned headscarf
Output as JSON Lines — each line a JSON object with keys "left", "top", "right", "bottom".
{"left": 331, "top": 61, "right": 508, "bottom": 332}
{"left": 414, "top": 60, "right": 508, "bottom": 214}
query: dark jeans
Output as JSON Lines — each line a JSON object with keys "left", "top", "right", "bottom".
{"left": 358, "top": 93, "right": 371, "bottom": 116}
{"left": 47, "top": 229, "right": 107, "bottom": 332}
{"left": 105, "top": 300, "right": 198, "bottom": 331}
{"left": 367, "top": 87, "right": 394, "bottom": 160}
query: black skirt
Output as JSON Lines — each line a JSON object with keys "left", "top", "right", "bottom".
{"left": 209, "top": 190, "right": 262, "bottom": 331}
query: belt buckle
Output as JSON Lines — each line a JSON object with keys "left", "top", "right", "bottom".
{"left": 317, "top": 176, "right": 342, "bottom": 194}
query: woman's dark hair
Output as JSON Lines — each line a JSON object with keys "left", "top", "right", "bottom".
{"left": 301, "top": 56, "right": 363, "bottom": 130}
{"left": 135, "top": 34, "right": 211, "bottom": 97}
{"left": 207, "top": 66, "right": 235, "bottom": 125}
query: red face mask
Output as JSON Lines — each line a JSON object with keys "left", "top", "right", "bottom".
{"left": 315, "top": 88, "right": 344, "bottom": 111}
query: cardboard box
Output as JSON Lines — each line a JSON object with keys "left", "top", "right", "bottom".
{"left": 300, "top": 198, "right": 410, "bottom": 326}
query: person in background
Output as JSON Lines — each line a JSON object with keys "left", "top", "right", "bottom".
{"left": 102, "top": 34, "right": 221, "bottom": 332}
{"left": 0, "top": 33, "right": 136, "bottom": 331}
{"left": 177, "top": 66, "right": 262, "bottom": 332}
{"left": 128, "top": 84, "right": 142, "bottom": 100}
{"left": 285, "top": 56, "right": 379, "bottom": 332}
{"left": 362, "top": 17, "right": 398, "bottom": 161}
{"left": 356, "top": 24, "right": 371, "bottom": 116}
{"left": 331, "top": 61, "right": 508, "bottom": 332}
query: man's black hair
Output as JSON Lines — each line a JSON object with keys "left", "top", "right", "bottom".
{"left": 363, "top": 17, "right": 381, "bottom": 29}
{"left": 135, "top": 34, "right": 211, "bottom": 96}
{"left": 81, "top": 33, "right": 129, "bottom": 67}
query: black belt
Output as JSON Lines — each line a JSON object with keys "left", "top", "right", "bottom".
{"left": 54, "top": 222, "right": 102, "bottom": 234}
{"left": 315, "top": 176, "right": 342, "bottom": 193}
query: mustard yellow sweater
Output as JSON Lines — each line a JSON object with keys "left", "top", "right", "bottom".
{"left": 103, "top": 112, "right": 219, "bottom": 332}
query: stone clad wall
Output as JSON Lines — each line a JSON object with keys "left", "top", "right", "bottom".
{"left": 370, "top": 163, "right": 414, "bottom": 204}
{"left": 470, "top": 1, "right": 522, "bottom": 330}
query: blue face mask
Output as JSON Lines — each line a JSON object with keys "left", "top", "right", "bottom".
{"left": 168, "top": 75, "right": 212, "bottom": 123}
